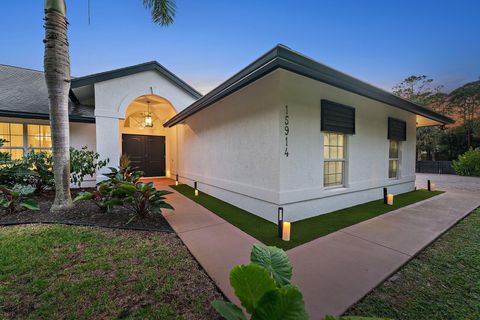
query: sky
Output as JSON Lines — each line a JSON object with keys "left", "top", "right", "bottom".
{"left": 1, "top": 0, "right": 479, "bottom": 94}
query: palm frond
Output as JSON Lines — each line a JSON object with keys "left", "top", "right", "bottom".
{"left": 142, "top": 0, "right": 176, "bottom": 26}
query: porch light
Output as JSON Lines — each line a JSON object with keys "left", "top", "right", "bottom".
{"left": 278, "top": 207, "right": 284, "bottom": 238}
{"left": 387, "top": 194, "right": 394, "bottom": 205}
{"left": 144, "top": 101, "right": 153, "bottom": 128}
{"left": 282, "top": 221, "right": 291, "bottom": 241}
{"left": 194, "top": 181, "right": 198, "bottom": 196}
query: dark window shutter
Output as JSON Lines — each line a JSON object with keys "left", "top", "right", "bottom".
{"left": 321, "top": 100, "right": 355, "bottom": 134}
{"left": 388, "top": 117, "right": 407, "bottom": 141}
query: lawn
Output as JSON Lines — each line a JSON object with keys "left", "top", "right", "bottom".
{"left": 171, "top": 184, "right": 443, "bottom": 250}
{"left": 344, "top": 208, "right": 480, "bottom": 320}
{"left": 0, "top": 225, "right": 223, "bottom": 320}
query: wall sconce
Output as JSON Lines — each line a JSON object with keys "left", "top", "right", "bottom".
{"left": 194, "top": 181, "right": 199, "bottom": 196}
{"left": 383, "top": 187, "right": 388, "bottom": 204}
{"left": 175, "top": 174, "right": 179, "bottom": 186}
{"left": 278, "top": 207, "right": 284, "bottom": 238}
{"left": 387, "top": 194, "right": 394, "bottom": 205}
{"left": 282, "top": 221, "right": 291, "bottom": 241}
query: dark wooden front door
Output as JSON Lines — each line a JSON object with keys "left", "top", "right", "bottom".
{"left": 122, "top": 134, "right": 166, "bottom": 177}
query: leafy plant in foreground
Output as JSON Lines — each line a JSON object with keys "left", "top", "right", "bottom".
{"left": 73, "top": 183, "right": 121, "bottom": 213}
{"left": 0, "top": 185, "right": 39, "bottom": 214}
{"left": 212, "top": 244, "right": 388, "bottom": 320}
{"left": 23, "top": 150, "right": 54, "bottom": 192}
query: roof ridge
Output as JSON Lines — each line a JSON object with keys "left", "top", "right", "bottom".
{"left": 0, "top": 64, "right": 43, "bottom": 73}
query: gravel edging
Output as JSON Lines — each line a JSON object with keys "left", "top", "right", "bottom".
{"left": 0, "top": 220, "right": 174, "bottom": 233}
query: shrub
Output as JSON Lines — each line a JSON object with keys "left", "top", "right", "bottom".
{"left": 70, "top": 146, "right": 109, "bottom": 187}
{"left": 103, "top": 154, "right": 142, "bottom": 184}
{"left": 23, "top": 150, "right": 54, "bottom": 192}
{"left": 0, "top": 185, "right": 39, "bottom": 214}
{"left": 452, "top": 148, "right": 480, "bottom": 176}
{"left": 73, "top": 183, "right": 121, "bottom": 213}
{"left": 113, "top": 181, "right": 173, "bottom": 223}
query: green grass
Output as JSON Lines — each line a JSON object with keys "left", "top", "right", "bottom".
{"left": 0, "top": 225, "right": 223, "bottom": 319}
{"left": 345, "top": 208, "right": 480, "bottom": 320}
{"left": 172, "top": 184, "right": 443, "bottom": 250}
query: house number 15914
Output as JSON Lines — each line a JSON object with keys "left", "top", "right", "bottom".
{"left": 284, "top": 105, "right": 289, "bottom": 157}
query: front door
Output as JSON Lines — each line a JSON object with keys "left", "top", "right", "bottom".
{"left": 122, "top": 134, "right": 166, "bottom": 177}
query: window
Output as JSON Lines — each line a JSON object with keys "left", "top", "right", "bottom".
{"left": 0, "top": 122, "right": 24, "bottom": 160}
{"left": 0, "top": 122, "right": 52, "bottom": 159}
{"left": 27, "top": 124, "right": 52, "bottom": 151}
{"left": 323, "top": 132, "right": 346, "bottom": 187}
{"left": 389, "top": 140, "right": 400, "bottom": 179}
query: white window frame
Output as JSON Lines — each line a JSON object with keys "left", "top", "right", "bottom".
{"left": 388, "top": 140, "right": 401, "bottom": 179}
{"left": 323, "top": 132, "right": 347, "bottom": 188}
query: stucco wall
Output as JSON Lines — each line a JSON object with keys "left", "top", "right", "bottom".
{"left": 176, "top": 69, "right": 417, "bottom": 223}
{"left": 278, "top": 70, "right": 416, "bottom": 221}
{"left": 92, "top": 70, "right": 197, "bottom": 179}
{"left": 177, "top": 70, "right": 282, "bottom": 221}
{"left": 70, "top": 122, "right": 97, "bottom": 187}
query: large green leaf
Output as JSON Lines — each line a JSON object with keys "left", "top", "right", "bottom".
{"left": 323, "top": 316, "right": 391, "bottom": 320}
{"left": 73, "top": 192, "right": 93, "bottom": 202}
{"left": 251, "top": 244, "right": 292, "bottom": 287}
{"left": 20, "top": 199, "right": 40, "bottom": 210}
{"left": 230, "top": 264, "right": 276, "bottom": 314}
{"left": 251, "top": 285, "right": 308, "bottom": 320}
{"left": 211, "top": 300, "right": 247, "bottom": 320}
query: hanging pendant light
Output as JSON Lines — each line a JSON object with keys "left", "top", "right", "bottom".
{"left": 144, "top": 100, "right": 153, "bottom": 128}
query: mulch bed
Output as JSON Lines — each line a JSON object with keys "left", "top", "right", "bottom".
{"left": 0, "top": 189, "right": 173, "bottom": 232}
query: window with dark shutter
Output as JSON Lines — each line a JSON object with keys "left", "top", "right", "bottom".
{"left": 388, "top": 117, "right": 407, "bottom": 141}
{"left": 321, "top": 100, "right": 355, "bottom": 134}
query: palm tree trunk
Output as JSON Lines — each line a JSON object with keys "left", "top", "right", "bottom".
{"left": 44, "top": 0, "right": 72, "bottom": 211}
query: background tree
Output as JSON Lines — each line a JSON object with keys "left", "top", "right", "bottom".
{"left": 392, "top": 75, "right": 447, "bottom": 160}
{"left": 43, "top": 0, "right": 176, "bottom": 211}
{"left": 448, "top": 80, "right": 480, "bottom": 148}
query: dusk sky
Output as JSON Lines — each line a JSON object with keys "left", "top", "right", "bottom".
{"left": 1, "top": 0, "right": 479, "bottom": 94}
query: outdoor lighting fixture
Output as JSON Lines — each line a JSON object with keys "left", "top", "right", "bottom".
{"left": 175, "top": 174, "right": 179, "bottom": 186}
{"left": 144, "top": 101, "right": 153, "bottom": 128}
{"left": 194, "top": 181, "right": 198, "bottom": 196}
{"left": 427, "top": 180, "right": 435, "bottom": 191}
{"left": 282, "top": 221, "right": 291, "bottom": 241}
{"left": 387, "top": 194, "right": 394, "bottom": 205}
{"left": 383, "top": 187, "right": 388, "bottom": 204}
{"left": 277, "top": 207, "right": 284, "bottom": 238}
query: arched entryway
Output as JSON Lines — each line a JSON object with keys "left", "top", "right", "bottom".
{"left": 120, "top": 94, "right": 177, "bottom": 177}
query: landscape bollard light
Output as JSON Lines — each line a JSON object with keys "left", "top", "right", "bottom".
{"left": 428, "top": 179, "right": 434, "bottom": 191}
{"left": 194, "top": 181, "right": 199, "bottom": 196}
{"left": 383, "top": 187, "right": 388, "bottom": 204}
{"left": 282, "top": 221, "right": 291, "bottom": 241}
{"left": 278, "top": 207, "right": 284, "bottom": 238}
{"left": 175, "top": 174, "right": 179, "bottom": 186}
{"left": 387, "top": 194, "right": 394, "bottom": 205}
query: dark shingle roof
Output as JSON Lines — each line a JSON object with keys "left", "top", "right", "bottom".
{"left": 164, "top": 44, "right": 454, "bottom": 127}
{"left": 0, "top": 65, "right": 94, "bottom": 122}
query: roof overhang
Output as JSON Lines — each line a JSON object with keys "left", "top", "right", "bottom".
{"left": 71, "top": 61, "right": 202, "bottom": 100}
{"left": 164, "top": 45, "right": 454, "bottom": 127}
{"left": 0, "top": 110, "right": 95, "bottom": 123}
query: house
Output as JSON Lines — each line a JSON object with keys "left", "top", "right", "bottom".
{"left": 0, "top": 45, "right": 453, "bottom": 222}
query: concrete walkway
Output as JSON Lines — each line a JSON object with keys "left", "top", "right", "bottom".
{"left": 152, "top": 176, "right": 480, "bottom": 319}
{"left": 152, "top": 179, "right": 260, "bottom": 306}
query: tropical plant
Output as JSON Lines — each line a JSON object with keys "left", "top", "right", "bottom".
{"left": 43, "top": 0, "right": 176, "bottom": 212}
{"left": 113, "top": 181, "right": 173, "bottom": 223}
{"left": 211, "top": 244, "right": 309, "bottom": 320}
{"left": 103, "top": 154, "right": 142, "bottom": 184}
{"left": 73, "top": 183, "right": 121, "bottom": 212}
{"left": 24, "top": 150, "right": 55, "bottom": 192}
{"left": 70, "top": 146, "right": 108, "bottom": 187}
{"left": 0, "top": 185, "right": 39, "bottom": 214}
{"left": 452, "top": 148, "right": 480, "bottom": 176}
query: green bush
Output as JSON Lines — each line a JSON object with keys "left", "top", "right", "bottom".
{"left": 23, "top": 150, "right": 54, "bottom": 192}
{"left": 70, "top": 146, "right": 109, "bottom": 187}
{"left": 452, "top": 148, "right": 480, "bottom": 176}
